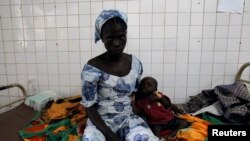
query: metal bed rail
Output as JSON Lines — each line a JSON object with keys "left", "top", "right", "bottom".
{"left": 235, "top": 62, "right": 250, "bottom": 84}
{"left": 0, "top": 83, "right": 27, "bottom": 109}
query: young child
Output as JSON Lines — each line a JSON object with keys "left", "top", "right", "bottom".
{"left": 81, "top": 10, "right": 160, "bottom": 141}
{"left": 132, "top": 76, "right": 189, "bottom": 140}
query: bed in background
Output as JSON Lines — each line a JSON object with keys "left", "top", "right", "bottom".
{"left": 176, "top": 62, "right": 250, "bottom": 124}
{"left": 162, "top": 62, "right": 250, "bottom": 141}
{"left": 0, "top": 84, "right": 86, "bottom": 141}
{"left": 0, "top": 83, "right": 35, "bottom": 141}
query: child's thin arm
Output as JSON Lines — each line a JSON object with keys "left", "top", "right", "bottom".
{"left": 131, "top": 94, "right": 146, "bottom": 118}
{"left": 170, "top": 104, "right": 184, "bottom": 114}
{"left": 131, "top": 94, "right": 138, "bottom": 113}
{"left": 154, "top": 92, "right": 184, "bottom": 114}
{"left": 157, "top": 93, "right": 183, "bottom": 114}
{"left": 154, "top": 92, "right": 172, "bottom": 108}
{"left": 131, "top": 94, "right": 142, "bottom": 114}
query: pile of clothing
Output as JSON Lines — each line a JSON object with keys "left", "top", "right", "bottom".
{"left": 178, "top": 82, "right": 250, "bottom": 124}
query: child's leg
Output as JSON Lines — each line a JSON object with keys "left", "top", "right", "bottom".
{"left": 167, "top": 117, "right": 189, "bottom": 138}
{"left": 150, "top": 124, "right": 163, "bottom": 138}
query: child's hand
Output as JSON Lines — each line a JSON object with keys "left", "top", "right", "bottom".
{"left": 154, "top": 91, "right": 162, "bottom": 99}
{"left": 148, "top": 91, "right": 162, "bottom": 101}
{"left": 148, "top": 94, "right": 157, "bottom": 101}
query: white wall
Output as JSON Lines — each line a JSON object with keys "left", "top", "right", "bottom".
{"left": 0, "top": 0, "right": 250, "bottom": 107}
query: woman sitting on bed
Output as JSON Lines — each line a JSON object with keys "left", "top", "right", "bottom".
{"left": 132, "top": 76, "right": 189, "bottom": 140}
{"left": 81, "top": 9, "right": 160, "bottom": 141}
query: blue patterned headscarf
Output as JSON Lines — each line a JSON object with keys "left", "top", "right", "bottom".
{"left": 95, "top": 9, "right": 128, "bottom": 43}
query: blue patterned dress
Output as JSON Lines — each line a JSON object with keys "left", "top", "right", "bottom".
{"left": 81, "top": 55, "right": 160, "bottom": 141}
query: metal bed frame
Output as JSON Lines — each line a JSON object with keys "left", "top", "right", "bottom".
{"left": 235, "top": 62, "right": 250, "bottom": 84}
{"left": 0, "top": 83, "right": 34, "bottom": 141}
{"left": 0, "top": 83, "right": 27, "bottom": 109}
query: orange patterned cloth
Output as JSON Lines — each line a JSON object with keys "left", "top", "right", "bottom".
{"left": 174, "top": 114, "right": 211, "bottom": 141}
{"left": 20, "top": 95, "right": 88, "bottom": 141}
{"left": 41, "top": 95, "right": 87, "bottom": 126}
{"left": 20, "top": 117, "right": 80, "bottom": 141}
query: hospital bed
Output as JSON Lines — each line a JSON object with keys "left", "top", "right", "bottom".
{"left": 0, "top": 62, "right": 249, "bottom": 141}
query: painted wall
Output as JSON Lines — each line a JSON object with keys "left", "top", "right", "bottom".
{"left": 0, "top": 0, "right": 250, "bottom": 109}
